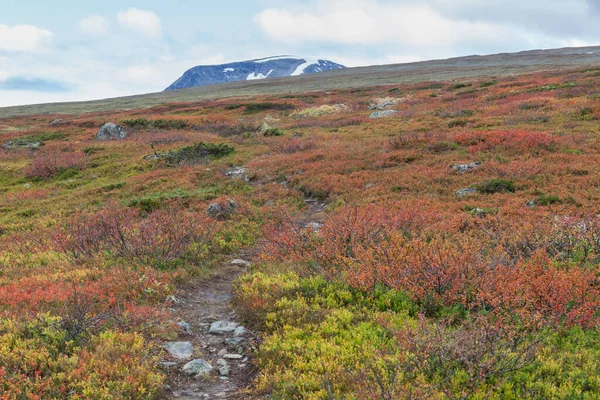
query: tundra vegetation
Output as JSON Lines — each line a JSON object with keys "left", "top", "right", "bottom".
{"left": 1, "top": 67, "right": 600, "bottom": 398}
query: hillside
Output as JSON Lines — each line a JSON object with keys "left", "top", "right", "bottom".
{"left": 2, "top": 45, "right": 600, "bottom": 118}
{"left": 1, "top": 49, "right": 600, "bottom": 398}
{"left": 165, "top": 56, "right": 345, "bottom": 91}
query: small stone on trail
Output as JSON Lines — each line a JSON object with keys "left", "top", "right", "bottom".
{"left": 163, "top": 342, "right": 194, "bottom": 360}
{"left": 182, "top": 359, "right": 213, "bottom": 377}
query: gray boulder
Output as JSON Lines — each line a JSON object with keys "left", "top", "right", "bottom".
{"left": 452, "top": 161, "right": 481, "bottom": 174}
{"left": 163, "top": 342, "right": 194, "bottom": 360}
{"left": 369, "top": 101, "right": 395, "bottom": 110}
{"left": 96, "top": 123, "right": 127, "bottom": 141}
{"left": 209, "top": 321, "right": 245, "bottom": 335}
{"left": 3, "top": 140, "right": 43, "bottom": 149}
{"left": 370, "top": 110, "right": 397, "bottom": 119}
{"left": 182, "top": 359, "right": 213, "bottom": 376}
{"left": 456, "top": 188, "right": 478, "bottom": 196}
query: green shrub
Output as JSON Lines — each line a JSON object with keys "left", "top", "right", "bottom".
{"left": 263, "top": 127, "right": 284, "bottom": 137}
{"left": 475, "top": 179, "right": 515, "bottom": 194}
{"left": 159, "top": 142, "right": 234, "bottom": 165}
{"left": 244, "top": 102, "right": 295, "bottom": 114}
{"left": 19, "top": 132, "right": 66, "bottom": 142}
{"left": 480, "top": 80, "right": 498, "bottom": 88}
{"left": 535, "top": 194, "right": 561, "bottom": 206}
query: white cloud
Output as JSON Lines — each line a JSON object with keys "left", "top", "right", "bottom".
{"left": 78, "top": 15, "right": 109, "bottom": 35}
{"left": 117, "top": 8, "right": 162, "bottom": 37}
{"left": 0, "top": 24, "right": 52, "bottom": 53}
{"left": 255, "top": 0, "right": 600, "bottom": 53}
{"left": 124, "top": 65, "right": 163, "bottom": 84}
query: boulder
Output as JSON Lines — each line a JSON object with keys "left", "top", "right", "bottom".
{"left": 456, "top": 188, "right": 478, "bottom": 196}
{"left": 163, "top": 342, "right": 194, "bottom": 360}
{"left": 452, "top": 161, "right": 481, "bottom": 174}
{"left": 96, "top": 123, "right": 127, "bottom": 141}
{"left": 368, "top": 101, "right": 395, "bottom": 110}
{"left": 231, "top": 259, "right": 251, "bottom": 267}
{"left": 225, "top": 167, "right": 249, "bottom": 182}
{"left": 182, "top": 359, "right": 213, "bottom": 376}
{"left": 209, "top": 321, "right": 244, "bottom": 335}
{"left": 207, "top": 199, "right": 238, "bottom": 219}
{"left": 369, "top": 110, "right": 397, "bottom": 119}
{"left": 2, "top": 140, "right": 43, "bottom": 149}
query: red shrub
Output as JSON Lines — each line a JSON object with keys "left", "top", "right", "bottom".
{"left": 25, "top": 150, "right": 87, "bottom": 179}
{"left": 455, "top": 130, "right": 557, "bottom": 153}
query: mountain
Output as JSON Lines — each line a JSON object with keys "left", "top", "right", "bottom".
{"left": 164, "top": 56, "right": 346, "bottom": 91}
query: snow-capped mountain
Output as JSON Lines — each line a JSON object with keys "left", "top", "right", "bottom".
{"left": 164, "top": 56, "right": 346, "bottom": 91}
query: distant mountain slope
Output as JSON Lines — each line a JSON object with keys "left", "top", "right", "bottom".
{"left": 164, "top": 56, "right": 346, "bottom": 91}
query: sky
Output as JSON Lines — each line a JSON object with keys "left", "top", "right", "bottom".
{"left": 1, "top": 0, "right": 600, "bottom": 107}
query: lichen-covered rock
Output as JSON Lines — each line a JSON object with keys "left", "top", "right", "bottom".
{"left": 452, "top": 161, "right": 481, "bottom": 173}
{"left": 369, "top": 110, "right": 397, "bottom": 119}
{"left": 182, "top": 359, "right": 213, "bottom": 376}
{"left": 456, "top": 188, "right": 478, "bottom": 196}
{"left": 209, "top": 321, "right": 245, "bottom": 335}
{"left": 96, "top": 123, "right": 127, "bottom": 141}
{"left": 2, "top": 140, "right": 43, "bottom": 149}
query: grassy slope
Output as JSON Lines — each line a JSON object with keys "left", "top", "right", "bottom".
{"left": 1, "top": 55, "right": 600, "bottom": 398}
{"left": 2, "top": 45, "right": 600, "bottom": 118}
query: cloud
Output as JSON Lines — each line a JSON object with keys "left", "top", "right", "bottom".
{"left": 0, "top": 24, "right": 52, "bottom": 53}
{"left": 117, "top": 8, "right": 162, "bottom": 37}
{"left": 255, "top": 0, "right": 600, "bottom": 54}
{"left": 124, "top": 65, "right": 163, "bottom": 84}
{"left": 78, "top": 15, "right": 109, "bottom": 35}
{"left": 0, "top": 77, "right": 70, "bottom": 92}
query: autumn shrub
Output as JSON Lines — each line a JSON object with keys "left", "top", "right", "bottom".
{"left": 0, "top": 315, "right": 163, "bottom": 399}
{"left": 274, "top": 137, "right": 317, "bottom": 154}
{"left": 51, "top": 201, "right": 216, "bottom": 267}
{"left": 24, "top": 150, "right": 87, "bottom": 179}
{"left": 455, "top": 130, "right": 557, "bottom": 153}
{"left": 244, "top": 102, "right": 295, "bottom": 114}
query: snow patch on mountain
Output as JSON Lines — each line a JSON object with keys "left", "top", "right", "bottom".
{"left": 247, "top": 69, "right": 274, "bottom": 80}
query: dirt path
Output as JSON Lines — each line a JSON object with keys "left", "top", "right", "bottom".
{"left": 159, "top": 254, "right": 258, "bottom": 399}
{"left": 159, "top": 198, "right": 326, "bottom": 399}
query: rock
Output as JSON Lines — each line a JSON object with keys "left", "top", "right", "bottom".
{"left": 369, "top": 101, "right": 395, "bottom": 110}
{"left": 225, "top": 337, "right": 245, "bottom": 346}
{"left": 225, "top": 167, "right": 249, "bottom": 182}
{"left": 96, "top": 123, "right": 127, "bottom": 141}
{"left": 143, "top": 154, "right": 161, "bottom": 161}
{"left": 231, "top": 259, "right": 251, "bottom": 267}
{"left": 233, "top": 326, "right": 247, "bottom": 337}
{"left": 223, "top": 354, "right": 243, "bottom": 360}
{"left": 307, "top": 222, "right": 324, "bottom": 231}
{"left": 182, "top": 359, "right": 213, "bottom": 377}
{"left": 456, "top": 188, "right": 478, "bottom": 196}
{"left": 2, "top": 140, "right": 43, "bottom": 149}
{"left": 209, "top": 320, "right": 243, "bottom": 335}
{"left": 177, "top": 321, "right": 192, "bottom": 335}
{"left": 217, "top": 359, "right": 230, "bottom": 376}
{"left": 207, "top": 199, "right": 237, "bottom": 219}
{"left": 259, "top": 122, "right": 272, "bottom": 134}
{"left": 23, "top": 183, "right": 31, "bottom": 188}
{"left": 526, "top": 200, "right": 537, "bottom": 208}
{"left": 49, "top": 118, "right": 63, "bottom": 125}
{"left": 369, "top": 110, "right": 397, "bottom": 119}
{"left": 217, "top": 348, "right": 227, "bottom": 357}
{"left": 159, "top": 361, "right": 178, "bottom": 372}
{"left": 207, "top": 203, "right": 225, "bottom": 218}
{"left": 163, "top": 342, "right": 194, "bottom": 360}
{"left": 452, "top": 161, "right": 481, "bottom": 174}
